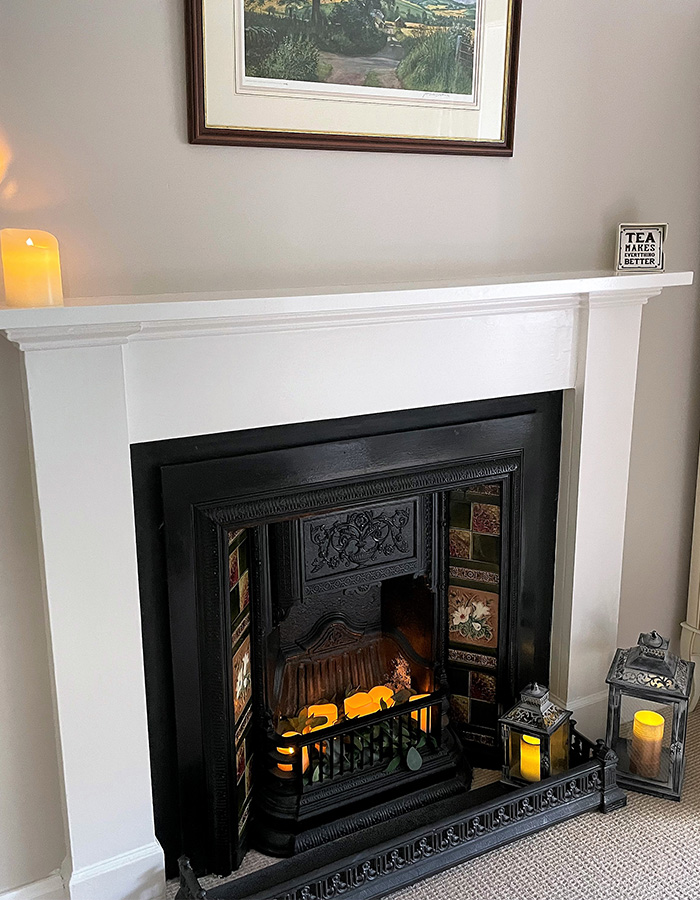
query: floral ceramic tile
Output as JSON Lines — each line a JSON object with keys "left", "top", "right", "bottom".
{"left": 469, "top": 671, "right": 496, "bottom": 703}
{"left": 239, "top": 569, "right": 250, "bottom": 611}
{"left": 231, "top": 612, "right": 250, "bottom": 650}
{"left": 448, "top": 585, "right": 499, "bottom": 650}
{"left": 233, "top": 634, "right": 252, "bottom": 720}
{"left": 235, "top": 705, "right": 253, "bottom": 747}
{"left": 228, "top": 528, "right": 245, "bottom": 547}
{"left": 236, "top": 742, "right": 246, "bottom": 782}
{"left": 448, "top": 648, "right": 498, "bottom": 669}
{"left": 460, "top": 728, "right": 496, "bottom": 747}
{"left": 472, "top": 503, "right": 501, "bottom": 536}
{"left": 448, "top": 528, "right": 471, "bottom": 560}
{"left": 449, "top": 564, "right": 500, "bottom": 587}
{"left": 229, "top": 546, "right": 239, "bottom": 589}
{"left": 238, "top": 799, "right": 251, "bottom": 835}
{"left": 450, "top": 694, "right": 470, "bottom": 726}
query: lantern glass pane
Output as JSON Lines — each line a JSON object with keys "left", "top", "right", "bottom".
{"left": 615, "top": 696, "right": 675, "bottom": 787}
{"left": 549, "top": 720, "right": 570, "bottom": 775}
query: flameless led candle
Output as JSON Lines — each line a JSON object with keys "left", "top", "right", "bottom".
{"left": 344, "top": 692, "right": 380, "bottom": 719}
{"left": 409, "top": 694, "right": 430, "bottom": 732}
{"left": 519, "top": 735, "right": 541, "bottom": 782}
{"left": 277, "top": 731, "right": 298, "bottom": 772}
{"left": 307, "top": 703, "right": 338, "bottom": 729}
{"left": 630, "top": 710, "right": 664, "bottom": 779}
{"left": 1, "top": 229, "right": 63, "bottom": 307}
{"left": 306, "top": 703, "right": 338, "bottom": 752}
{"left": 368, "top": 686, "right": 394, "bottom": 708}
{"left": 277, "top": 731, "right": 308, "bottom": 773}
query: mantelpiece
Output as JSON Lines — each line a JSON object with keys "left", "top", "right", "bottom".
{"left": 0, "top": 269, "right": 692, "bottom": 900}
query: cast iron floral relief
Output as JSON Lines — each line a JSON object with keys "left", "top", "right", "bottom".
{"left": 307, "top": 505, "right": 412, "bottom": 576}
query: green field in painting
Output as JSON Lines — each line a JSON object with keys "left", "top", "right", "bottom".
{"left": 243, "top": 0, "right": 477, "bottom": 96}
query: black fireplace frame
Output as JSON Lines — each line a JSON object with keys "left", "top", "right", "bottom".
{"left": 132, "top": 392, "right": 563, "bottom": 877}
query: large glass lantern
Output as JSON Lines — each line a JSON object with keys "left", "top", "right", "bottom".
{"left": 499, "top": 684, "right": 572, "bottom": 785}
{"left": 606, "top": 631, "right": 695, "bottom": 800}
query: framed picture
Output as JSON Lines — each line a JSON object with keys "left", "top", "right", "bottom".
{"left": 186, "top": 0, "right": 521, "bottom": 154}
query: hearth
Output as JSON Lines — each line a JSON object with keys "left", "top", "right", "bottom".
{"left": 133, "top": 392, "right": 563, "bottom": 877}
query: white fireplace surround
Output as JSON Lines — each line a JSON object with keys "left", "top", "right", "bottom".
{"left": 0, "top": 270, "right": 693, "bottom": 900}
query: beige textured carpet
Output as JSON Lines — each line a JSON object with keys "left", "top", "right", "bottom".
{"left": 167, "top": 711, "right": 700, "bottom": 899}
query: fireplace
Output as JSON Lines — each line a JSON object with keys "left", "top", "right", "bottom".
{"left": 0, "top": 270, "right": 688, "bottom": 899}
{"left": 134, "top": 392, "right": 562, "bottom": 875}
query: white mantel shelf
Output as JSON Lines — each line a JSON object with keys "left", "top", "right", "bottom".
{"left": 2, "top": 267, "right": 694, "bottom": 900}
{"left": 0, "top": 270, "right": 693, "bottom": 348}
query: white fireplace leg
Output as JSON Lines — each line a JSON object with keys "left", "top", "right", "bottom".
{"left": 551, "top": 290, "right": 658, "bottom": 739}
{"left": 17, "top": 338, "right": 164, "bottom": 900}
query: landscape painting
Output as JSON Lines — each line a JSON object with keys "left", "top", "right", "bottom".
{"left": 240, "top": 0, "right": 481, "bottom": 102}
{"left": 188, "top": 0, "right": 520, "bottom": 153}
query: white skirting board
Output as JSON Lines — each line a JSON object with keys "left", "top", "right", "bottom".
{"left": 0, "top": 842, "right": 165, "bottom": 900}
{"left": 64, "top": 842, "right": 165, "bottom": 900}
{"left": 0, "top": 875, "right": 65, "bottom": 900}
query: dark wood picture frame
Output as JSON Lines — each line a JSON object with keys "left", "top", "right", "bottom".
{"left": 185, "top": 0, "right": 521, "bottom": 155}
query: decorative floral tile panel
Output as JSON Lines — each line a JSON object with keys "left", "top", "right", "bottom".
{"left": 229, "top": 545, "right": 240, "bottom": 588}
{"left": 469, "top": 670, "right": 497, "bottom": 703}
{"left": 450, "top": 694, "right": 470, "bottom": 726}
{"left": 229, "top": 529, "right": 250, "bottom": 622}
{"left": 448, "top": 648, "right": 498, "bottom": 669}
{"left": 471, "top": 503, "right": 501, "bottom": 536}
{"left": 448, "top": 585, "right": 499, "bottom": 650}
{"left": 448, "top": 528, "right": 471, "bottom": 560}
{"left": 449, "top": 563, "right": 500, "bottom": 587}
{"left": 236, "top": 742, "right": 246, "bottom": 782}
{"left": 232, "top": 634, "right": 252, "bottom": 720}
{"left": 239, "top": 569, "right": 250, "bottom": 611}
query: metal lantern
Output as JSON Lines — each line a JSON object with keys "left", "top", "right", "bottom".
{"left": 499, "top": 683, "right": 572, "bottom": 785}
{"left": 605, "top": 631, "right": 695, "bottom": 800}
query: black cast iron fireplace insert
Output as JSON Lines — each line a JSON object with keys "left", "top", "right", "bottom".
{"left": 132, "top": 392, "right": 594, "bottom": 883}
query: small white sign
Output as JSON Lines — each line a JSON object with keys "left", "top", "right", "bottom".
{"left": 616, "top": 223, "right": 667, "bottom": 271}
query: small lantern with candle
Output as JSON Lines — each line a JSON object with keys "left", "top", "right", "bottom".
{"left": 605, "top": 631, "right": 694, "bottom": 800}
{"left": 498, "top": 683, "right": 572, "bottom": 786}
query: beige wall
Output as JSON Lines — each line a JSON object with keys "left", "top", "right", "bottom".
{"left": 1, "top": 0, "right": 700, "bottom": 892}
